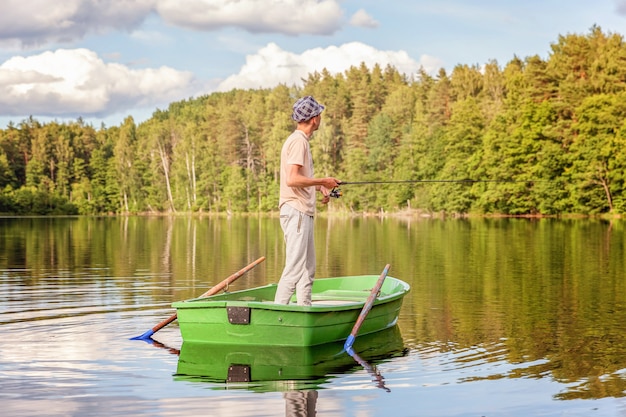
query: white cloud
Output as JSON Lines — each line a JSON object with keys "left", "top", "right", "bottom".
{"left": 217, "top": 42, "right": 440, "bottom": 92}
{"left": 0, "top": 0, "right": 348, "bottom": 48}
{"left": 349, "top": 9, "right": 379, "bottom": 29}
{"left": 156, "top": 0, "right": 345, "bottom": 36}
{"left": 0, "top": 0, "right": 156, "bottom": 48}
{"left": 0, "top": 49, "right": 196, "bottom": 117}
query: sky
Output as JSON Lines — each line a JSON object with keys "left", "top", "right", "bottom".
{"left": 1, "top": 0, "right": 626, "bottom": 129}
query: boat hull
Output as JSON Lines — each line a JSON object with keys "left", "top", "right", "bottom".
{"left": 172, "top": 275, "right": 410, "bottom": 347}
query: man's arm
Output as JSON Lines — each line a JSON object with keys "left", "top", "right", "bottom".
{"left": 286, "top": 164, "right": 339, "bottom": 190}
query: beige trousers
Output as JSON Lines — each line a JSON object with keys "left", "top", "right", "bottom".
{"left": 274, "top": 203, "right": 316, "bottom": 305}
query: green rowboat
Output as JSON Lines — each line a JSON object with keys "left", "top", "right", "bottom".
{"left": 172, "top": 275, "right": 410, "bottom": 347}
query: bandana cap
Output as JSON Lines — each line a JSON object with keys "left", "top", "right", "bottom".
{"left": 291, "top": 96, "right": 325, "bottom": 122}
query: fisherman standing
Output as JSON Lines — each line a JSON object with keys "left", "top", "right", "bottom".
{"left": 274, "top": 96, "right": 341, "bottom": 306}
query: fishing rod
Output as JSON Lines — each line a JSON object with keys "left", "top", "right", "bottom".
{"left": 329, "top": 179, "right": 535, "bottom": 198}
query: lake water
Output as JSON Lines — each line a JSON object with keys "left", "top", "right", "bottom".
{"left": 1, "top": 216, "right": 626, "bottom": 417}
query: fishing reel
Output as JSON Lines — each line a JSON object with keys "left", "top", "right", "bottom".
{"left": 329, "top": 187, "right": 342, "bottom": 198}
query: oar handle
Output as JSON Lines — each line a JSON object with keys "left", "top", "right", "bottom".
{"left": 344, "top": 264, "right": 390, "bottom": 352}
{"left": 151, "top": 312, "right": 178, "bottom": 333}
{"left": 197, "top": 256, "right": 266, "bottom": 298}
{"left": 132, "top": 256, "right": 266, "bottom": 340}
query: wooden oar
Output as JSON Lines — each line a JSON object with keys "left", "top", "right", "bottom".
{"left": 343, "top": 264, "right": 390, "bottom": 353}
{"left": 131, "top": 256, "right": 266, "bottom": 340}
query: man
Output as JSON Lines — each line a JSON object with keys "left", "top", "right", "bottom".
{"left": 274, "top": 95, "right": 340, "bottom": 306}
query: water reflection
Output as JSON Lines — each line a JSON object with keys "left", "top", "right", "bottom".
{"left": 171, "top": 325, "right": 404, "bottom": 392}
{"left": 282, "top": 391, "right": 318, "bottom": 417}
{"left": 146, "top": 327, "right": 402, "bottom": 416}
{"left": 348, "top": 349, "right": 390, "bottom": 393}
{"left": 3, "top": 217, "right": 626, "bottom": 416}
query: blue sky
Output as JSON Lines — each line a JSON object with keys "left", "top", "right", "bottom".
{"left": 1, "top": 0, "right": 626, "bottom": 129}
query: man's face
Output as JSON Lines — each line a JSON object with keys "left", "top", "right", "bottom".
{"left": 312, "top": 114, "right": 321, "bottom": 131}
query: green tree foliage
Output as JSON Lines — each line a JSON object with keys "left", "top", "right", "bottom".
{"left": 569, "top": 93, "right": 626, "bottom": 213}
{"left": 1, "top": 27, "right": 626, "bottom": 216}
{"left": 114, "top": 117, "right": 139, "bottom": 213}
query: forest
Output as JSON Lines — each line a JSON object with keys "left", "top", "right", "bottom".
{"left": 0, "top": 26, "right": 625, "bottom": 216}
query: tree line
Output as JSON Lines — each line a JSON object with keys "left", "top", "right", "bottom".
{"left": 1, "top": 26, "right": 625, "bottom": 216}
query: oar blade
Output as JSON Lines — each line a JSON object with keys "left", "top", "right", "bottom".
{"left": 130, "top": 329, "right": 154, "bottom": 341}
{"left": 344, "top": 335, "right": 356, "bottom": 354}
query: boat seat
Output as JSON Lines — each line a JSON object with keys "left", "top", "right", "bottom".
{"left": 311, "top": 299, "right": 358, "bottom": 306}
{"left": 311, "top": 290, "right": 370, "bottom": 302}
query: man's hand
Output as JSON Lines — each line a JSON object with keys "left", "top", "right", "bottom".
{"left": 320, "top": 186, "right": 331, "bottom": 204}
{"left": 320, "top": 177, "right": 340, "bottom": 190}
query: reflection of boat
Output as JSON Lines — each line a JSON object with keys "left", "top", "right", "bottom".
{"left": 171, "top": 275, "right": 410, "bottom": 346}
{"left": 174, "top": 325, "right": 406, "bottom": 391}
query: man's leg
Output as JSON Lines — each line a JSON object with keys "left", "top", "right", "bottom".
{"left": 274, "top": 205, "right": 310, "bottom": 304}
{"left": 295, "top": 214, "right": 315, "bottom": 305}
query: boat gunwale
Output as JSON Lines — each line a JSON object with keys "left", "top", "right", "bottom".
{"left": 172, "top": 276, "right": 410, "bottom": 313}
